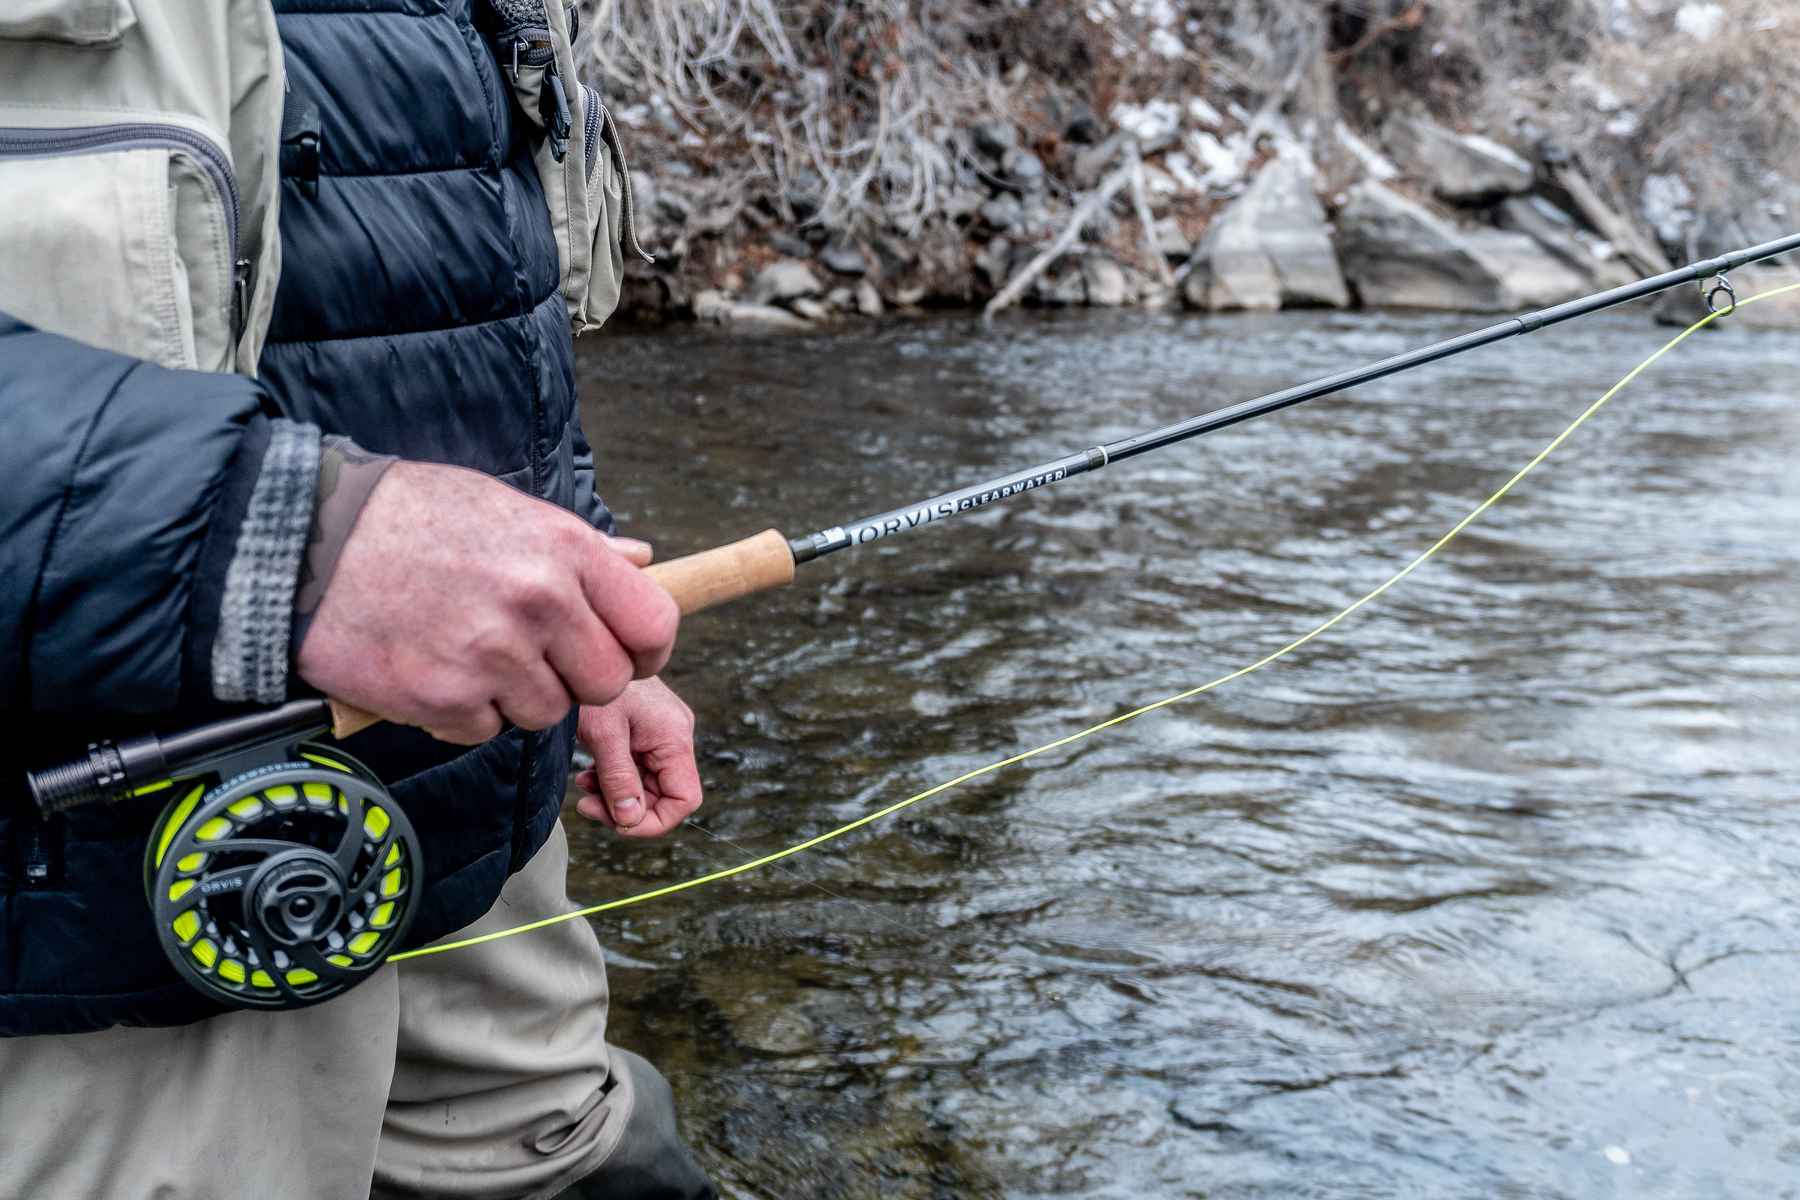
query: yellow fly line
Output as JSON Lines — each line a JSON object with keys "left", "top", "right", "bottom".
{"left": 392, "top": 282, "right": 1800, "bottom": 964}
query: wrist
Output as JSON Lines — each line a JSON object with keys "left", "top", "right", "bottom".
{"left": 290, "top": 436, "right": 397, "bottom": 658}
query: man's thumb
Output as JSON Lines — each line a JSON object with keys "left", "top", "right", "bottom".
{"left": 597, "top": 755, "right": 646, "bottom": 829}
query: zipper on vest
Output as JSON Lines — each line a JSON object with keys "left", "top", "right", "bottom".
{"left": 0, "top": 123, "right": 240, "bottom": 258}
{"left": 20, "top": 818, "right": 59, "bottom": 889}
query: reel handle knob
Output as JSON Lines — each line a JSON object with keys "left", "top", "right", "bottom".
{"left": 26, "top": 743, "right": 127, "bottom": 815}
{"left": 328, "top": 528, "right": 797, "bottom": 740}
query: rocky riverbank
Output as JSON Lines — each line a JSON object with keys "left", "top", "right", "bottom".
{"left": 591, "top": 0, "right": 1799, "bottom": 331}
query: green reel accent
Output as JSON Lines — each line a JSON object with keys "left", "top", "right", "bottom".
{"left": 143, "top": 744, "right": 421, "bottom": 1010}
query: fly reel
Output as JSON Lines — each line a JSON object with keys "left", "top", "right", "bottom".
{"left": 27, "top": 700, "right": 422, "bottom": 1011}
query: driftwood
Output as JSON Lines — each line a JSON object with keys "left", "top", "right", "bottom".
{"left": 1128, "top": 152, "right": 1176, "bottom": 289}
{"left": 983, "top": 154, "right": 1136, "bottom": 321}
{"left": 1550, "top": 162, "right": 1672, "bottom": 277}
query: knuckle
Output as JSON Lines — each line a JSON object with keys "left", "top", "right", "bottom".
{"left": 503, "top": 563, "right": 569, "bottom": 625}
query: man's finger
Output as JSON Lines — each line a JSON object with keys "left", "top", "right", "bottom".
{"left": 603, "top": 536, "right": 654, "bottom": 568}
{"left": 579, "top": 548, "right": 679, "bottom": 680}
{"left": 612, "top": 732, "right": 703, "bottom": 839}
{"left": 495, "top": 660, "right": 575, "bottom": 732}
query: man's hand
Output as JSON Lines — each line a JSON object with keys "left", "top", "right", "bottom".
{"left": 573, "top": 678, "right": 702, "bottom": 838}
{"left": 295, "top": 462, "right": 678, "bottom": 744}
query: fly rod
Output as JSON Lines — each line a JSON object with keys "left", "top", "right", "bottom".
{"left": 328, "top": 231, "right": 1800, "bottom": 737}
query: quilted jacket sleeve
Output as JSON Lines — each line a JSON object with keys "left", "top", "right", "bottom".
{"left": 0, "top": 313, "right": 319, "bottom": 715}
{"left": 570, "top": 415, "right": 619, "bottom": 536}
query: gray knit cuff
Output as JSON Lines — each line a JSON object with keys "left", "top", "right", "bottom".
{"left": 212, "top": 418, "right": 322, "bottom": 703}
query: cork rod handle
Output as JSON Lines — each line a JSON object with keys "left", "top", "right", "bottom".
{"left": 327, "top": 528, "right": 796, "bottom": 740}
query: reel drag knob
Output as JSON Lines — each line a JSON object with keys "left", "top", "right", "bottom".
{"left": 144, "top": 747, "right": 421, "bottom": 1010}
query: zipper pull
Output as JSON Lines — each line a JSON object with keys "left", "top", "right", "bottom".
{"left": 233, "top": 258, "right": 251, "bottom": 343}
{"left": 22, "top": 820, "right": 58, "bottom": 889}
{"left": 545, "top": 69, "right": 572, "bottom": 163}
{"left": 510, "top": 37, "right": 523, "bottom": 84}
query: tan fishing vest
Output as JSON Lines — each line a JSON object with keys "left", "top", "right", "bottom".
{"left": 0, "top": 0, "right": 626, "bottom": 378}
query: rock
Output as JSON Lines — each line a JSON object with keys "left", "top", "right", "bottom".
{"left": 819, "top": 241, "right": 868, "bottom": 277}
{"left": 768, "top": 231, "right": 812, "bottom": 259}
{"left": 692, "top": 289, "right": 732, "bottom": 322}
{"left": 979, "top": 193, "right": 1023, "bottom": 233}
{"left": 939, "top": 185, "right": 985, "bottom": 221}
{"left": 1064, "top": 101, "right": 1105, "bottom": 146}
{"left": 652, "top": 184, "right": 691, "bottom": 225}
{"left": 1182, "top": 153, "right": 1349, "bottom": 311}
{"left": 688, "top": 203, "right": 738, "bottom": 236}
{"left": 970, "top": 120, "right": 1018, "bottom": 160}
{"left": 1335, "top": 181, "right": 1584, "bottom": 311}
{"left": 1034, "top": 269, "right": 1086, "bottom": 307}
{"left": 746, "top": 259, "right": 824, "bottom": 306}
{"left": 826, "top": 285, "right": 855, "bottom": 311}
{"left": 629, "top": 171, "right": 658, "bottom": 220}
{"left": 1000, "top": 148, "right": 1046, "bottom": 193}
{"left": 974, "top": 237, "right": 1012, "bottom": 290}
{"left": 1461, "top": 229, "right": 1590, "bottom": 306}
{"left": 1081, "top": 255, "right": 1131, "bottom": 306}
{"left": 784, "top": 185, "right": 823, "bottom": 222}
{"left": 693, "top": 288, "right": 812, "bottom": 330}
{"left": 1496, "top": 196, "right": 1637, "bottom": 290}
{"left": 721, "top": 302, "right": 813, "bottom": 331}
{"left": 892, "top": 283, "right": 926, "bottom": 307}
{"left": 854, "top": 279, "right": 884, "bottom": 316}
{"left": 1150, "top": 216, "right": 1190, "bottom": 260}
{"left": 789, "top": 296, "right": 833, "bottom": 322}
{"left": 1382, "top": 114, "right": 1534, "bottom": 204}
{"left": 1653, "top": 264, "right": 1800, "bottom": 329}
{"left": 1073, "top": 134, "right": 1126, "bottom": 190}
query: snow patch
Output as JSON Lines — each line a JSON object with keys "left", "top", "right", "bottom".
{"left": 1675, "top": 2, "right": 1725, "bottom": 40}
{"left": 1185, "top": 97, "right": 1223, "bottom": 128}
{"left": 1111, "top": 98, "right": 1181, "bottom": 144}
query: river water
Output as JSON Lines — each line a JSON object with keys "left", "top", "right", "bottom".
{"left": 568, "top": 307, "right": 1800, "bottom": 1199}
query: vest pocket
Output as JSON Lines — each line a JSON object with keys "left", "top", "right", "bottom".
{"left": 0, "top": 0, "right": 136, "bottom": 46}
{"left": 0, "top": 122, "right": 239, "bottom": 371}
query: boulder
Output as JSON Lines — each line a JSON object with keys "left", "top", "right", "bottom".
{"left": 854, "top": 279, "right": 884, "bottom": 317}
{"left": 979, "top": 193, "right": 1023, "bottom": 234}
{"left": 819, "top": 241, "right": 868, "bottom": 277}
{"left": 1081, "top": 255, "right": 1131, "bottom": 307}
{"left": 1064, "top": 101, "right": 1105, "bottom": 146}
{"left": 1335, "top": 182, "right": 1585, "bottom": 311}
{"left": 692, "top": 289, "right": 812, "bottom": 331}
{"left": 1496, "top": 196, "right": 1637, "bottom": 290}
{"left": 746, "top": 259, "right": 824, "bottom": 306}
{"left": 1653, "top": 265, "right": 1800, "bottom": 329}
{"left": 1461, "top": 229, "right": 1590, "bottom": 307}
{"left": 789, "top": 296, "right": 833, "bottom": 322}
{"left": 768, "top": 231, "right": 812, "bottom": 260}
{"left": 1383, "top": 115, "right": 1533, "bottom": 204}
{"left": 1000, "top": 148, "right": 1046, "bottom": 193}
{"left": 1150, "top": 216, "right": 1190, "bottom": 260}
{"left": 971, "top": 120, "right": 1018, "bottom": 160}
{"left": 720, "top": 303, "right": 813, "bottom": 331}
{"left": 1182, "top": 153, "right": 1348, "bottom": 311}
{"left": 974, "top": 237, "right": 1013, "bottom": 290}
{"left": 1035, "top": 269, "right": 1087, "bottom": 307}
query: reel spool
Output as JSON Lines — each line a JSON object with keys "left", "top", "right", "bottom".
{"left": 143, "top": 744, "right": 421, "bottom": 1010}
